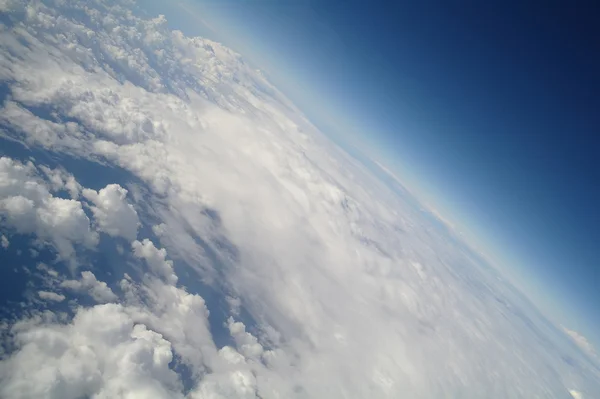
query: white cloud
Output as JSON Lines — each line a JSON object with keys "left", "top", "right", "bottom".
{"left": 1, "top": 267, "right": 292, "bottom": 399}
{"left": 1, "top": 234, "right": 8, "bottom": 248}
{"left": 0, "top": 304, "right": 183, "bottom": 399}
{"left": 60, "top": 271, "right": 118, "bottom": 303}
{"left": 39, "top": 165, "right": 82, "bottom": 199}
{"left": 226, "top": 296, "right": 242, "bottom": 316}
{"left": 0, "top": 0, "right": 598, "bottom": 398}
{"left": 227, "top": 317, "right": 264, "bottom": 361}
{"left": 83, "top": 184, "right": 140, "bottom": 241}
{"left": 188, "top": 368, "right": 259, "bottom": 399}
{"left": 118, "top": 274, "right": 214, "bottom": 378}
{"left": 38, "top": 291, "right": 66, "bottom": 302}
{"left": 570, "top": 390, "right": 584, "bottom": 399}
{"left": 564, "top": 327, "right": 597, "bottom": 358}
{"left": 131, "top": 239, "right": 178, "bottom": 285}
{"left": 0, "top": 157, "right": 98, "bottom": 261}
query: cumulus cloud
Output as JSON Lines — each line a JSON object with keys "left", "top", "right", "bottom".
{"left": 227, "top": 317, "right": 264, "bottom": 361}
{"left": 1, "top": 267, "right": 291, "bottom": 399}
{"left": 226, "top": 296, "right": 242, "bottom": 316}
{"left": 131, "top": 239, "right": 178, "bottom": 285}
{"left": 0, "top": 304, "right": 183, "bottom": 399}
{"left": 83, "top": 184, "right": 140, "bottom": 241}
{"left": 0, "top": 157, "right": 98, "bottom": 261}
{"left": 0, "top": 0, "right": 598, "bottom": 398}
{"left": 188, "top": 367, "right": 260, "bottom": 399}
{"left": 38, "top": 291, "right": 66, "bottom": 302}
{"left": 60, "top": 271, "right": 118, "bottom": 303}
{"left": 1, "top": 234, "right": 8, "bottom": 248}
{"left": 39, "top": 165, "right": 82, "bottom": 199}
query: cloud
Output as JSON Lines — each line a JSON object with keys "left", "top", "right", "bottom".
{"left": 38, "top": 291, "right": 66, "bottom": 302}
{"left": 226, "top": 296, "right": 242, "bottom": 316}
{"left": 0, "top": 0, "right": 598, "bottom": 397}
{"left": 60, "top": 271, "right": 118, "bottom": 304}
{"left": 1, "top": 234, "right": 8, "bottom": 248}
{"left": 188, "top": 367, "right": 260, "bottom": 399}
{"left": 570, "top": 390, "right": 584, "bottom": 399}
{"left": 39, "top": 165, "right": 82, "bottom": 199}
{"left": 131, "top": 239, "right": 178, "bottom": 285}
{"left": 564, "top": 327, "right": 597, "bottom": 358}
{"left": 227, "top": 317, "right": 264, "bottom": 361}
{"left": 83, "top": 184, "right": 140, "bottom": 241}
{"left": 0, "top": 157, "right": 98, "bottom": 261}
{"left": 0, "top": 303, "right": 183, "bottom": 399}
{"left": 1, "top": 266, "right": 290, "bottom": 399}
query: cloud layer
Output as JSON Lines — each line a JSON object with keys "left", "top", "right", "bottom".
{"left": 0, "top": 0, "right": 599, "bottom": 398}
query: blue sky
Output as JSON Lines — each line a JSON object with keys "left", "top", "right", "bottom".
{"left": 141, "top": 0, "right": 600, "bottom": 347}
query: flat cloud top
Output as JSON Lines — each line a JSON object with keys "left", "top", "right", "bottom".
{"left": 0, "top": 0, "right": 599, "bottom": 398}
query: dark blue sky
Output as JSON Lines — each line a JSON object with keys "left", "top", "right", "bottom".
{"left": 149, "top": 0, "right": 600, "bottom": 344}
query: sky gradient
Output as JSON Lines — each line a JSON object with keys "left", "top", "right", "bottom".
{"left": 142, "top": 0, "right": 600, "bottom": 347}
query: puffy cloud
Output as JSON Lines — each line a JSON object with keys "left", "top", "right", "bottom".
{"left": 60, "top": 271, "right": 118, "bottom": 303}
{"left": 118, "top": 275, "right": 214, "bottom": 378}
{"left": 0, "top": 304, "right": 183, "bottom": 399}
{"left": 188, "top": 368, "right": 259, "bottom": 399}
{"left": 226, "top": 296, "right": 242, "bottom": 316}
{"left": 1, "top": 267, "right": 290, "bottom": 399}
{"left": 38, "top": 165, "right": 82, "bottom": 199}
{"left": 131, "top": 239, "right": 178, "bottom": 285}
{"left": 38, "top": 291, "right": 66, "bottom": 302}
{"left": 0, "top": 157, "right": 98, "bottom": 261}
{"left": 83, "top": 184, "right": 140, "bottom": 241}
{"left": 227, "top": 317, "right": 264, "bottom": 361}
